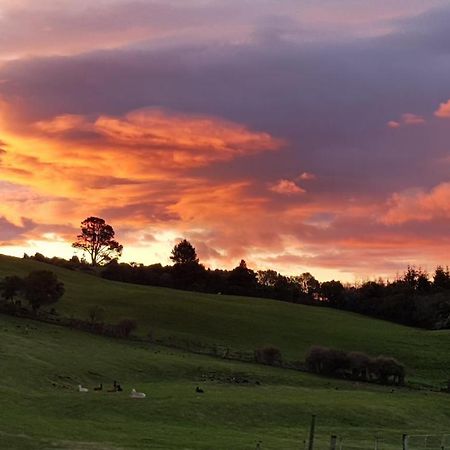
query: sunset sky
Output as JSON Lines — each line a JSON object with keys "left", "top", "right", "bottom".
{"left": 1, "top": 0, "right": 450, "bottom": 281}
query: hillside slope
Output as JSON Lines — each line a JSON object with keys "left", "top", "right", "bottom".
{"left": 1, "top": 314, "right": 450, "bottom": 450}
{"left": 1, "top": 254, "right": 449, "bottom": 386}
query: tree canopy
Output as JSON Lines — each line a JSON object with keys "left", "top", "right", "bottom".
{"left": 170, "top": 239, "right": 199, "bottom": 265}
{"left": 24, "top": 270, "right": 65, "bottom": 312}
{"left": 72, "top": 217, "right": 123, "bottom": 266}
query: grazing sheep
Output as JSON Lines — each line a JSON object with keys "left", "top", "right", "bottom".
{"left": 130, "top": 388, "right": 146, "bottom": 399}
{"left": 195, "top": 386, "right": 204, "bottom": 393}
{"left": 78, "top": 385, "right": 88, "bottom": 392}
{"left": 94, "top": 384, "right": 103, "bottom": 391}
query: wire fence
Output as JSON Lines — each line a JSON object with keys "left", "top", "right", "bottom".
{"left": 289, "top": 416, "right": 450, "bottom": 450}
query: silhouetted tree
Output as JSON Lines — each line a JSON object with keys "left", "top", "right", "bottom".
{"left": 433, "top": 266, "right": 450, "bottom": 291}
{"left": 24, "top": 270, "right": 65, "bottom": 312}
{"left": 401, "top": 265, "right": 430, "bottom": 292}
{"left": 72, "top": 217, "right": 123, "bottom": 266}
{"left": 170, "top": 239, "right": 199, "bottom": 265}
{"left": 0, "top": 275, "right": 24, "bottom": 303}
{"left": 228, "top": 260, "right": 257, "bottom": 295}
{"left": 257, "top": 269, "right": 279, "bottom": 287}
{"left": 320, "top": 280, "right": 346, "bottom": 307}
{"left": 296, "top": 272, "right": 320, "bottom": 296}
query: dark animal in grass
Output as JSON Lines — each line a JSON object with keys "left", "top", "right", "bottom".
{"left": 108, "top": 381, "right": 119, "bottom": 392}
{"left": 117, "top": 384, "right": 123, "bottom": 392}
{"left": 94, "top": 384, "right": 103, "bottom": 391}
{"left": 195, "top": 386, "right": 204, "bottom": 393}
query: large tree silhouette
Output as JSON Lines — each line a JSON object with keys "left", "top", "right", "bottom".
{"left": 72, "top": 217, "right": 123, "bottom": 266}
{"left": 170, "top": 239, "right": 199, "bottom": 265}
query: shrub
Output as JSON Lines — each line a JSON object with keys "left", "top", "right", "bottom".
{"left": 370, "top": 356, "right": 405, "bottom": 385}
{"left": 114, "top": 319, "right": 137, "bottom": 338}
{"left": 305, "top": 346, "right": 405, "bottom": 385}
{"left": 254, "top": 346, "right": 282, "bottom": 366}
{"left": 305, "top": 345, "right": 329, "bottom": 373}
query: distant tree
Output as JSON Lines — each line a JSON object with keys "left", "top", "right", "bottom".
{"left": 24, "top": 270, "right": 65, "bottom": 312}
{"left": 0, "top": 275, "right": 24, "bottom": 303}
{"left": 257, "top": 269, "right": 279, "bottom": 287}
{"left": 170, "top": 239, "right": 199, "bottom": 265}
{"left": 401, "top": 265, "right": 430, "bottom": 291}
{"left": 320, "top": 280, "right": 346, "bottom": 307}
{"left": 228, "top": 260, "right": 257, "bottom": 295}
{"left": 72, "top": 217, "right": 123, "bottom": 266}
{"left": 296, "top": 272, "right": 320, "bottom": 297}
{"left": 433, "top": 266, "right": 450, "bottom": 291}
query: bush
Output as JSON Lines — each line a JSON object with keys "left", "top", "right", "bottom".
{"left": 114, "top": 319, "right": 137, "bottom": 338}
{"left": 305, "top": 346, "right": 405, "bottom": 385}
{"left": 254, "top": 346, "right": 282, "bottom": 366}
{"left": 370, "top": 356, "right": 405, "bottom": 385}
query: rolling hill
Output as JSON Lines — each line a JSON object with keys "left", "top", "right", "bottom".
{"left": 1, "top": 313, "right": 450, "bottom": 450}
{"left": 1, "top": 253, "right": 449, "bottom": 388}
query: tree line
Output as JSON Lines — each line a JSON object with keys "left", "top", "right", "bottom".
{"left": 22, "top": 216, "right": 450, "bottom": 330}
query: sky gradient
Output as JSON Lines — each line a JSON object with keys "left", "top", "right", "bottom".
{"left": 1, "top": 0, "right": 450, "bottom": 281}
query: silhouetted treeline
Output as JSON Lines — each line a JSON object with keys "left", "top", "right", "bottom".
{"left": 23, "top": 247, "right": 450, "bottom": 330}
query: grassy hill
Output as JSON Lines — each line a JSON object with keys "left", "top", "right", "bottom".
{"left": 1, "top": 254, "right": 449, "bottom": 388}
{"left": 1, "top": 313, "right": 450, "bottom": 450}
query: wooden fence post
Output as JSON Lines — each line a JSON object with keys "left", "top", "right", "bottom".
{"left": 308, "top": 415, "right": 316, "bottom": 450}
{"left": 330, "top": 435, "right": 337, "bottom": 450}
{"left": 403, "top": 434, "right": 409, "bottom": 450}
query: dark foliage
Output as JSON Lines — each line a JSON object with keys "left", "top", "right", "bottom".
{"left": 72, "top": 216, "right": 123, "bottom": 266}
{"left": 0, "top": 275, "right": 24, "bottom": 302}
{"left": 305, "top": 346, "right": 405, "bottom": 385}
{"left": 170, "top": 239, "right": 199, "bottom": 265}
{"left": 254, "top": 346, "right": 282, "bottom": 366}
{"left": 23, "top": 270, "right": 65, "bottom": 312}
{"left": 114, "top": 319, "right": 137, "bottom": 337}
{"left": 20, "top": 238, "right": 450, "bottom": 330}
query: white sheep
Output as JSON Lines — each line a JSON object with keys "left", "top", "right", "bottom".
{"left": 78, "top": 385, "right": 88, "bottom": 392}
{"left": 130, "top": 388, "right": 146, "bottom": 399}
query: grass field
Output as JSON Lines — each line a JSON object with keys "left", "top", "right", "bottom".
{"left": 1, "top": 254, "right": 449, "bottom": 388}
{"left": 2, "top": 313, "right": 450, "bottom": 450}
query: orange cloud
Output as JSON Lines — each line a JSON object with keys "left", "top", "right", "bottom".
{"left": 434, "top": 99, "right": 450, "bottom": 118}
{"left": 382, "top": 182, "right": 450, "bottom": 224}
{"left": 34, "top": 114, "right": 88, "bottom": 133}
{"left": 0, "top": 106, "right": 283, "bottom": 250}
